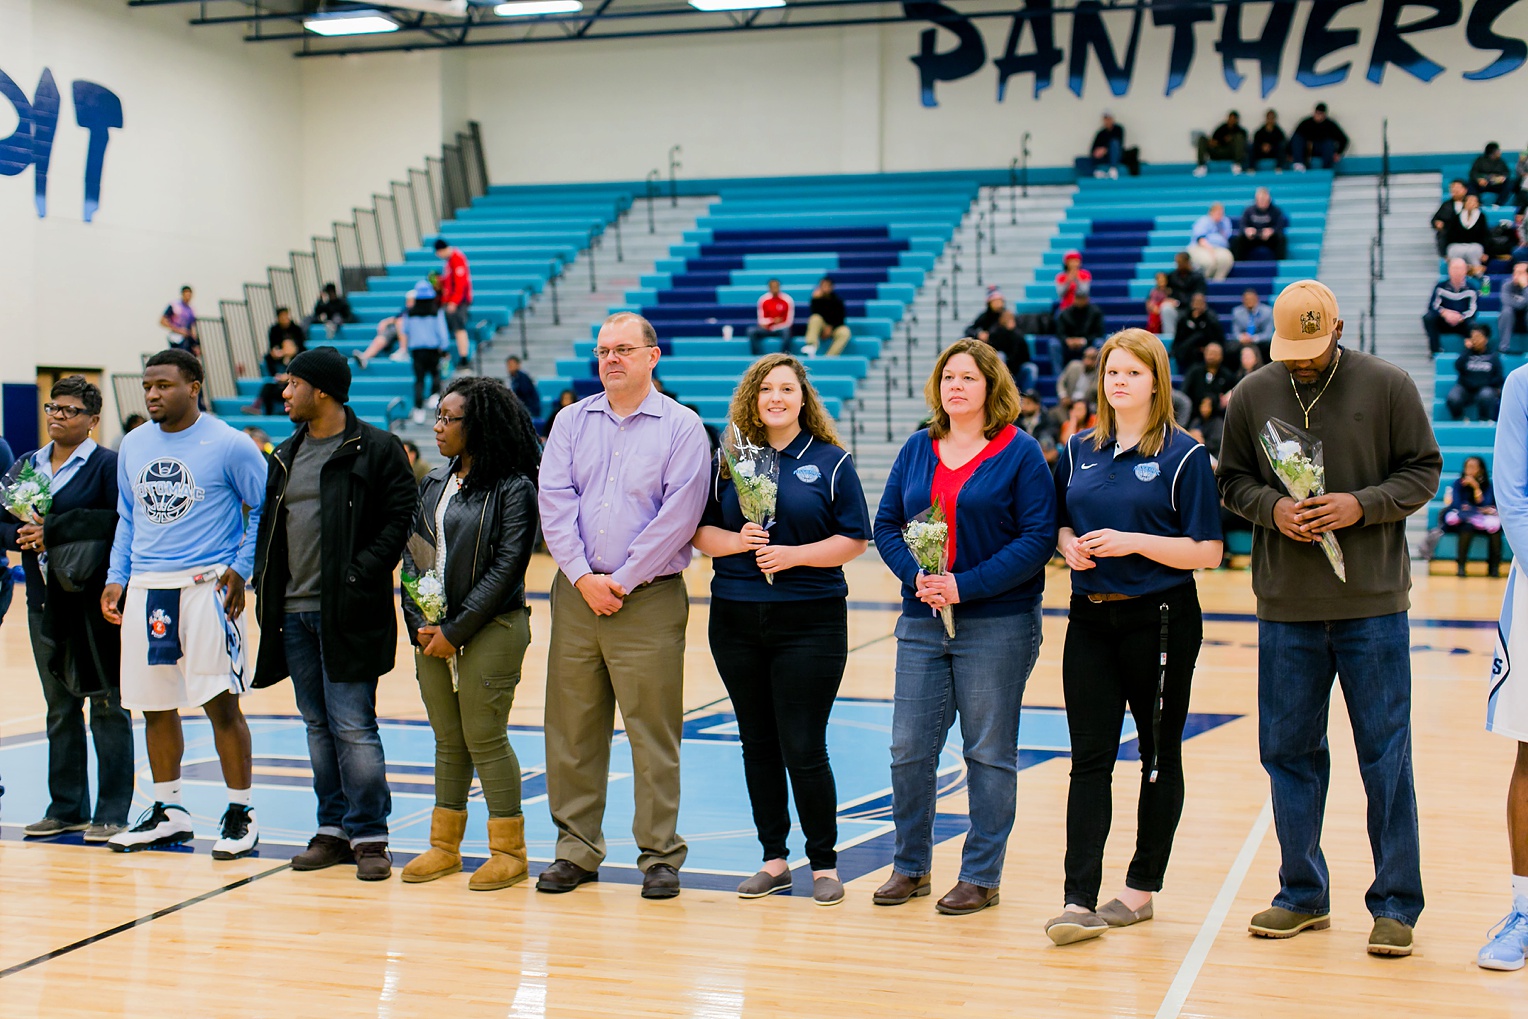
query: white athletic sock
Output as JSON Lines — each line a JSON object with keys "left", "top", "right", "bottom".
{"left": 1512, "top": 874, "right": 1528, "bottom": 909}
{"left": 153, "top": 780, "right": 183, "bottom": 807}
{"left": 227, "top": 787, "right": 252, "bottom": 807}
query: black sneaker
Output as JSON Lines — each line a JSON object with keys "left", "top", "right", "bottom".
{"left": 291, "top": 833, "right": 354, "bottom": 872}
{"left": 108, "top": 802, "right": 194, "bottom": 853}
{"left": 211, "top": 805, "right": 259, "bottom": 860}
{"left": 354, "top": 842, "right": 393, "bottom": 882}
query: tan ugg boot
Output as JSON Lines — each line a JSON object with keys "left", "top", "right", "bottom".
{"left": 401, "top": 807, "right": 467, "bottom": 884}
{"left": 468, "top": 815, "right": 529, "bottom": 891}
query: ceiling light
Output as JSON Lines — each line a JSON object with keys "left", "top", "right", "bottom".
{"left": 382, "top": 0, "right": 469, "bottom": 14}
{"left": 688, "top": 0, "right": 784, "bottom": 10}
{"left": 495, "top": 0, "right": 584, "bottom": 15}
{"left": 302, "top": 10, "right": 401, "bottom": 35}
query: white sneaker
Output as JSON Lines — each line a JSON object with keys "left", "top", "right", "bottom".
{"left": 1192, "top": 165, "right": 1209, "bottom": 177}
{"left": 389, "top": 349, "right": 409, "bottom": 362}
{"left": 1093, "top": 169, "right": 1108, "bottom": 179}
{"left": 108, "top": 802, "right": 194, "bottom": 853}
{"left": 1107, "top": 167, "right": 1119, "bottom": 180}
{"left": 1293, "top": 163, "right": 1307, "bottom": 172}
{"left": 426, "top": 392, "right": 441, "bottom": 409}
{"left": 1231, "top": 164, "right": 1243, "bottom": 175}
{"left": 803, "top": 346, "right": 818, "bottom": 358}
{"left": 411, "top": 408, "right": 426, "bottom": 425}
{"left": 212, "top": 805, "right": 259, "bottom": 860}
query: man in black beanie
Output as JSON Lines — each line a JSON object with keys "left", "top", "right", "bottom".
{"left": 251, "top": 345, "right": 416, "bottom": 881}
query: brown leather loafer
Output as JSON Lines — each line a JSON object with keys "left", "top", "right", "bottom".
{"left": 935, "top": 881, "right": 1000, "bottom": 915}
{"left": 535, "top": 859, "right": 598, "bottom": 894}
{"left": 872, "top": 872, "right": 932, "bottom": 906}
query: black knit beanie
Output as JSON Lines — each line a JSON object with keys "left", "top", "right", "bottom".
{"left": 287, "top": 346, "right": 351, "bottom": 404}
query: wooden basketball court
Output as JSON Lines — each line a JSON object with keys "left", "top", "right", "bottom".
{"left": 0, "top": 554, "right": 1518, "bottom": 1017}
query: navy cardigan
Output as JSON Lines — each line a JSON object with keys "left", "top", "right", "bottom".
{"left": 874, "top": 428, "right": 1057, "bottom": 619}
{"left": 0, "top": 445, "right": 119, "bottom": 612}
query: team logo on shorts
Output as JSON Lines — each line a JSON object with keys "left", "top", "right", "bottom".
{"left": 148, "top": 608, "right": 173, "bottom": 638}
{"left": 1134, "top": 462, "right": 1161, "bottom": 482}
{"left": 135, "top": 458, "right": 206, "bottom": 524}
{"left": 794, "top": 464, "right": 822, "bottom": 483}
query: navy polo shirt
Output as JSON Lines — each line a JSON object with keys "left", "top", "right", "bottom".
{"left": 702, "top": 431, "right": 871, "bottom": 602}
{"left": 1054, "top": 426, "right": 1223, "bottom": 597}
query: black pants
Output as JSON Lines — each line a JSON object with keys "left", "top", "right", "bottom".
{"left": 708, "top": 596, "right": 847, "bottom": 870}
{"left": 1061, "top": 582, "right": 1203, "bottom": 909}
{"left": 1452, "top": 524, "right": 1503, "bottom": 575}
{"left": 1230, "top": 233, "right": 1287, "bottom": 261}
{"left": 412, "top": 349, "right": 443, "bottom": 409}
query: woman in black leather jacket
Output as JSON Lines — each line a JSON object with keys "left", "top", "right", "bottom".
{"left": 399, "top": 376, "right": 540, "bottom": 892}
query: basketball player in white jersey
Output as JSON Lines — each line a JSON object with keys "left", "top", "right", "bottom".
{"left": 101, "top": 350, "right": 267, "bottom": 859}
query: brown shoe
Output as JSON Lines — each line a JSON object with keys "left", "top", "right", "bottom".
{"left": 641, "top": 863, "right": 681, "bottom": 900}
{"left": 536, "top": 858, "right": 599, "bottom": 893}
{"left": 469, "top": 816, "right": 529, "bottom": 891}
{"left": 291, "top": 833, "right": 353, "bottom": 872}
{"left": 355, "top": 841, "right": 392, "bottom": 882}
{"left": 872, "top": 872, "right": 932, "bottom": 906}
{"left": 400, "top": 807, "right": 467, "bottom": 884}
{"left": 935, "top": 881, "right": 1000, "bottom": 915}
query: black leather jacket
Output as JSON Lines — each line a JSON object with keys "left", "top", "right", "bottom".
{"left": 402, "top": 463, "right": 537, "bottom": 649}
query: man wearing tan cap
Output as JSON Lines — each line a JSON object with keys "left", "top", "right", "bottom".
{"left": 1218, "top": 280, "right": 1441, "bottom": 957}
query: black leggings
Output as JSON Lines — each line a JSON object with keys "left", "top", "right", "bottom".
{"left": 708, "top": 596, "right": 847, "bottom": 870}
{"left": 1061, "top": 582, "right": 1203, "bottom": 910}
{"left": 412, "top": 349, "right": 443, "bottom": 410}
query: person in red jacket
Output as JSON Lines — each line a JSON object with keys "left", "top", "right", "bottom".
{"left": 1055, "top": 251, "right": 1092, "bottom": 311}
{"left": 748, "top": 279, "right": 796, "bottom": 356}
{"left": 434, "top": 239, "right": 473, "bottom": 371}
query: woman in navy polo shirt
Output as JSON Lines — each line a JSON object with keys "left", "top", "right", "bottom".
{"left": 1044, "top": 328, "right": 1223, "bottom": 946}
{"left": 873, "top": 338, "right": 1057, "bottom": 917}
{"left": 692, "top": 354, "right": 871, "bottom": 907}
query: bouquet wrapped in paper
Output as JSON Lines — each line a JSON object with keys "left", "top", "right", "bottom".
{"left": 1259, "top": 417, "right": 1346, "bottom": 583}
{"left": 722, "top": 423, "right": 781, "bottom": 583}
{"left": 1, "top": 460, "right": 52, "bottom": 523}
{"left": 903, "top": 498, "right": 955, "bottom": 638}
{"left": 402, "top": 533, "right": 458, "bottom": 688}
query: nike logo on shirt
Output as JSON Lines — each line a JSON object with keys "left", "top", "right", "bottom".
{"left": 1080, "top": 463, "right": 1098, "bottom": 470}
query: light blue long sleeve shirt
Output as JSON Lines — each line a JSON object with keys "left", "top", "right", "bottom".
{"left": 107, "top": 414, "right": 267, "bottom": 585}
{"left": 1231, "top": 304, "right": 1274, "bottom": 344}
{"left": 1494, "top": 367, "right": 1528, "bottom": 554}
{"left": 1191, "top": 214, "right": 1233, "bottom": 249}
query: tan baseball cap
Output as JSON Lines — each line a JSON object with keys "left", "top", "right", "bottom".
{"left": 1270, "top": 280, "right": 1340, "bottom": 361}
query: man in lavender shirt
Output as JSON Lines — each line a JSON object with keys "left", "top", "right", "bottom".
{"left": 535, "top": 312, "right": 711, "bottom": 900}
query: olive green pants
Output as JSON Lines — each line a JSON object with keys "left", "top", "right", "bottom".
{"left": 415, "top": 609, "right": 531, "bottom": 817}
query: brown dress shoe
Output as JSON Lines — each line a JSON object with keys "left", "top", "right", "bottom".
{"left": 536, "top": 859, "right": 598, "bottom": 894}
{"left": 873, "top": 872, "right": 932, "bottom": 906}
{"left": 641, "top": 863, "right": 681, "bottom": 900}
{"left": 935, "top": 881, "right": 1000, "bottom": 915}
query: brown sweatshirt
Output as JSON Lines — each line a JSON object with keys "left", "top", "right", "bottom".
{"left": 1217, "top": 348, "right": 1441, "bottom": 622}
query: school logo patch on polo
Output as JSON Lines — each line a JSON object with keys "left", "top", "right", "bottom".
{"left": 794, "top": 464, "right": 822, "bottom": 483}
{"left": 1134, "top": 462, "right": 1161, "bottom": 482}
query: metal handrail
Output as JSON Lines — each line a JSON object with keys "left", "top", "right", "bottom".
{"left": 974, "top": 214, "right": 985, "bottom": 287}
{"left": 668, "top": 145, "right": 682, "bottom": 208}
{"left": 1008, "top": 157, "right": 1019, "bottom": 225}
{"left": 949, "top": 246, "right": 963, "bottom": 321}
{"left": 935, "top": 279, "right": 949, "bottom": 349}
{"left": 645, "top": 170, "right": 660, "bottom": 233}
{"left": 1020, "top": 131, "right": 1031, "bottom": 198}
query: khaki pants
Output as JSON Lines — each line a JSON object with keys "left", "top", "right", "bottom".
{"left": 1188, "top": 244, "right": 1235, "bottom": 280}
{"left": 804, "top": 314, "right": 852, "bottom": 356}
{"left": 544, "top": 572, "right": 688, "bottom": 872}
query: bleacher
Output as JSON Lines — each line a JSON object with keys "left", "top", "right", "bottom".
{"left": 542, "top": 180, "right": 977, "bottom": 430}
{"left": 215, "top": 188, "right": 633, "bottom": 440}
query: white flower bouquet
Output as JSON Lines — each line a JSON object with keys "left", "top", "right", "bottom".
{"left": 1259, "top": 417, "right": 1346, "bottom": 582}
{"left": 904, "top": 498, "right": 955, "bottom": 638}
{"left": 722, "top": 423, "right": 781, "bottom": 584}
{"left": 1, "top": 460, "right": 52, "bottom": 523}
{"left": 403, "top": 533, "right": 458, "bottom": 688}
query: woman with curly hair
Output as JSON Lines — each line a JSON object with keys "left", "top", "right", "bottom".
{"left": 692, "top": 353, "right": 871, "bottom": 906}
{"left": 399, "top": 375, "right": 541, "bottom": 891}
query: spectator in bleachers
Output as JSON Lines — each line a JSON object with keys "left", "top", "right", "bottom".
{"left": 401, "top": 440, "right": 430, "bottom": 485}
{"left": 1423, "top": 257, "right": 1482, "bottom": 354}
{"left": 268, "top": 306, "right": 306, "bottom": 354}
{"left": 1016, "top": 388, "right": 1060, "bottom": 465}
{"left": 1501, "top": 261, "right": 1528, "bottom": 353}
{"left": 1052, "top": 292, "right": 1106, "bottom": 370}
{"left": 352, "top": 296, "right": 413, "bottom": 371}
{"left": 1161, "top": 253, "right": 1207, "bottom": 337}
{"left": 433, "top": 239, "right": 474, "bottom": 372}
{"left": 1194, "top": 111, "right": 1247, "bottom": 177}
{"left": 119, "top": 413, "right": 146, "bottom": 440}
{"left": 1447, "top": 325, "right": 1505, "bottom": 421}
{"left": 1173, "top": 292, "right": 1226, "bottom": 371}
{"left": 1473, "top": 143, "right": 1513, "bottom": 205}
{"left": 504, "top": 355, "right": 542, "bottom": 418}
{"left": 541, "top": 388, "right": 576, "bottom": 440}
{"left": 1184, "top": 340, "right": 1236, "bottom": 453}
{"left": 986, "top": 309, "right": 1038, "bottom": 392}
{"left": 1250, "top": 109, "right": 1288, "bottom": 172}
{"left": 1232, "top": 188, "right": 1288, "bottom": 261}
{"left": 1057, "top": 344, "right": 1100, "bottom": 410}
{"left": 1055, "top": 251, "right": 1092, "bottom": 310}
{"left": 1059, "top": 396, "right": 1096, "bottom": 444}
{"left": 1188, "top": 203, "right": 1235, "bottom": 280}
{"left": 1145, "top": 271, "right": 1171, "bottom": 334}
{"left": 1231, "top": 288, "right": 1274, "bottom": 355}
{"left": 749, "top": 278, "right": 795, "bottom": 356}
{"left": 1236, "top": 342, "right": 1267, "bottom": 380}
{"left": 1443, "top": 192, "right": 1492, "bottom": 271}
{"left": 247, "top": 310, "right": 306, "bottom": 416}
{"left": 1289, "top": 102, "right": 1348, "bottom": 171}
{"left": 803, "top": 277, "right": 851, "bottom": 357}
{"left": 402, "top": 280, "right": 451, "bottom": 424}
{"left": 311, "top": 283, "right": 353, "bottom": 339}
{"left": 1088, "top": 113, "right": 1124, "bottom": 179}
{"left": 160, "top": 285, "right": 198, "bottom": 356}
{"left": 1443, "top": 456, "right": 1502, "bottom": 577}
{"left": 966, "top": 285, "right": 1006, "bottom": 341}
{"left": 1433, "top": 179, "right": 1470, "bottom": 256}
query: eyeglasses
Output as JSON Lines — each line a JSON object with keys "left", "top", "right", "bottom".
{"left": 594, "top": 344, "right": 655, "bottom": 360}
{"left": 43, "top": 403, "right": 86, "bottom": 419}
{"left": 434, "top": 413, "right": 465, "bottom": 426}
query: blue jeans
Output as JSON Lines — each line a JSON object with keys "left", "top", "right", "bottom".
{"left": 1289, "top": 134, "right": 1337, "bottom": 168}
{"left": 1089, "top": 139, "right": 1121, "bottom": 173}
{"left": 1013, "top": 361, "right": 1039, "bottom": 393}
{"left": 1257, "top": 614, "right": 1423, "bottom": 926}
{"left": 748, "top": 326, "right": 792, "bottom": 356}
{"left": 889, "top": 605, "right": 1043, "bottom": 888}
{"left": 285, "top": 612, "right": 390, "bottom": 843}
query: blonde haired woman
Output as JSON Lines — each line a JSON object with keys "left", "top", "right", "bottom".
{"left": 692, "top": 354, "right": 870, "bottom": 906}
{"left": 1045, "top": 328, "right": 1223, "bottom": 945}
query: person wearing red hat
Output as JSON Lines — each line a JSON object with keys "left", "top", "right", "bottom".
{"left": 1217, "top": 280, "right": 1441, "bottom": 959}
{"left": 1055, "top": 252, "right": 1092, "bottom": 311}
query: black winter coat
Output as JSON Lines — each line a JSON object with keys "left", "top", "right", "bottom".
{"left": 252, "top": 408, "right": 417, "bottom": 686}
